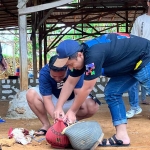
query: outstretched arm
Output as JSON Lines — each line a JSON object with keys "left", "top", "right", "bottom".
{"left": 0, "top": 43, "right": 7, "bottom": 71}
{"left": 43, "top": 95, "right": 55, "bottom": 118}
{"left": 64, "top": 78, "right": 97, "bottom": 124}
{"left": 54, "top": 75, "right": 80, "bottom": 119}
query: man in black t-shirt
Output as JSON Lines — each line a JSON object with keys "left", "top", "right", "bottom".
{"left": 53, "top": 33, "right": 150, "bottom": 147}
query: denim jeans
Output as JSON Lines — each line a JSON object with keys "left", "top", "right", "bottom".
{"left": 128, "top": 82, "right": 146, "bottom": 109}
{"left": 104, "top": 62, "right": 150, "bottom": 126}
{"left": 141, "top": 86, "right": 146, "bottom": 101}
{"left": 128, "top": 82, "right": 140, "bottom": 110}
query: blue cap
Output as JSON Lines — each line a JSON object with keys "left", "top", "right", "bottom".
{"left": 54, "top": 39, "right": 80, "bottom": 67}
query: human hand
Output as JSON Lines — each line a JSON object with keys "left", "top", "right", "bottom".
{"left": 53, "top": 107, "right": 65, "bottom": 121}
{"left": 63, "top": 109, "right": 77, "bottom": 125}
{"left": 0, "top": 58, "right": 7, "bottom": 71}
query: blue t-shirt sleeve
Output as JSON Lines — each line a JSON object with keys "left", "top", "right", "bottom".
{"left": 39, "top": 66, "right": 52, "bottom": 96}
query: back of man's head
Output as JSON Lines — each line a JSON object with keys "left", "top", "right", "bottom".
{"left": 49, "top": 55, "right": 67, "bottom": 71}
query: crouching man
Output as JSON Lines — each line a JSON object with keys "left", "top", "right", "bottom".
{"left": 26, "top": 55, "right": 100, "bottom": 136}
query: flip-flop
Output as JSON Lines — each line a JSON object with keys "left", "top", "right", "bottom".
{"left": 34, "top": 129, "right": 47, "bottom": 136}
{"left": 0, "top": 118, "right": 6, "bottom": 123}
{"left": 141, "top": 102, "right": 150, "bottom": 105}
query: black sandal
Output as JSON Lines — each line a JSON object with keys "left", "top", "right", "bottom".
{"left": 34, "top": 129, "right": 47, "bottom": 136}
{"left": 99, "top": 134, "right": 130, "bottom": 147}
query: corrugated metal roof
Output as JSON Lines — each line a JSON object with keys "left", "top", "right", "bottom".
{"left": 0, "top": 0, "right": 147, "bottom": 30}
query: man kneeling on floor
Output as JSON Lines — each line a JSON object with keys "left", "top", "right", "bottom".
{"left": 26, "top": 55, "right": 100, "bottom": 136}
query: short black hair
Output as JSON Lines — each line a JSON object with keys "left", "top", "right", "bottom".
{"left": 49, "top": 55, "right": 67, "bottom": 71}
{"left": 69, "top": 52, "right": 78, "bottom": 59}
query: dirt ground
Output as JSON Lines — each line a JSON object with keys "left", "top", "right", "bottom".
{"left": 0, "top": 97, "right": 150, "bottom": 150}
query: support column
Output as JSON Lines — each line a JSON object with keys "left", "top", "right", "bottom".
{"left": 126, "top": 10, "right": 128, "bottom": 33}
{"left": 117, "top": 23, "right": 119, "bottom": 32}
{"left": 18, "top": 0, "right": 28, "bottom": 90}
{"left": 31, "top": 12, "right": 37, "bottom": 79}
{"left": 38, "top": 10, "right": 43, "bottom": 70}
{"left": 44, "top": 23, "right": 47, "bottom": 65}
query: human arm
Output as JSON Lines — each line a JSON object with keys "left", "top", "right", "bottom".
{"left": 131, "top": 18, "right": 140, "bottom": 36}
{"left": 0, "top": 43, "right": 7, "bottom": 71}
{"left": 39, "top": 65, "right": 57, "bottom": 118}
{"left": 64, "top": 78, "right": 97, "bottom": 124}
{"left": 54, "top": 75, "right": 80, "bottom": 119}
{"left": 0, "top": 58, "right": 7, "bottom": 71}
{"left": 42, "top": 95, "right": 55, "bottom": 118}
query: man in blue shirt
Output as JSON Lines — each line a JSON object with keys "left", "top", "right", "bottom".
{"left": 53, "top": 33, "right": 150, "bottom": 147}
{"left": 26, "top": 55, "right": 100, "bottom": 136}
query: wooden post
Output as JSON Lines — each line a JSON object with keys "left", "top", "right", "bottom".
{"left": 18, "top": 0, "right": 28, "bottom": 90}
{"left": 31, "top": 12, "right": 37, "bottom": 79}
{"left": 117, "top": 23, "right": 119, "bottom": 32}
{"left": 38, "top": 11, "right": 43, "bottom": 70}
{"left": 12, "top": 42, "right": 16, "bottom": 75}
{"left": 126, "top": 10, "right": 128, "bottom": 33}
{"left": 44, "top": 22, "right": 47, "bottom": 65}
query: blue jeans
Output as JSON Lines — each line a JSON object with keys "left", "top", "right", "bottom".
{"left": 104, "top": 62, "right": 150, "bottom": 126}
{"left": 128, "top": 82, "right": 140, "bottom": 110}
{"left": 141, "top": 86, "right": 146, "bottom": 101}
{"left": 128, "top": 82, "right": 146, "bottom": 109}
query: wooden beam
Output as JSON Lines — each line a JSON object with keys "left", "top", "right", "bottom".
{"left": 17, "top": 0, "right": 29, "bottom": 9}
{"left": 18, "top": 0, "right": 28, "bottom": 90}
{"left": 37, "top": 9, "right": 54, "bottom": 29}
{"left": 18, "top": 0, "right": 73, "bottom": 15}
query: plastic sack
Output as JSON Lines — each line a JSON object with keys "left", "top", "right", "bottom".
{"left": 46, "top": 119, "right": 71, "bottom": 148}
{"left": 62, "top": 121, "right": 104, "bottom": 150}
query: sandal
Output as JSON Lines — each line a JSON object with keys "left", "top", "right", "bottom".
{"left": 99, "top": 134, "right": 130, "bottom": 147}
{"left": 0, "top": 118, "right": 5, "bottom": 123}
{"left": 34, "top": 129, "right": 47, "bottom": 136}
{"left": 141, "top": 101, "right": 150, "bottom": 105}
